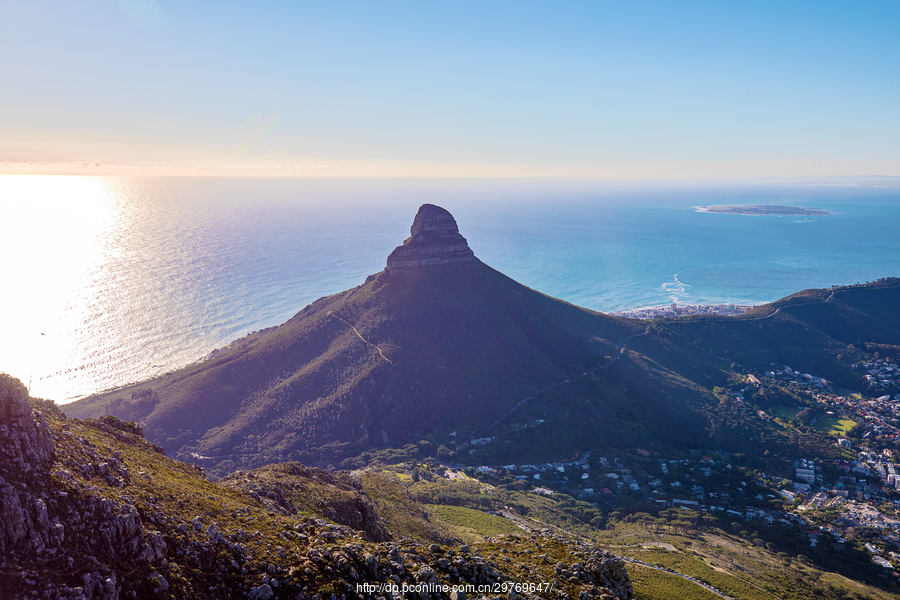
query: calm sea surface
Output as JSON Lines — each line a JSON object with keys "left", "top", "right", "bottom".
{"left": 2, "top": 176, "right": 899, "bottom": 403}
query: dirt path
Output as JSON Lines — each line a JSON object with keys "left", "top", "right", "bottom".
{"left": 328, "top": 308, "right": 652, "bottom": 446}
{"left": 327, "top": 311, "right": 394, "bottom": 363}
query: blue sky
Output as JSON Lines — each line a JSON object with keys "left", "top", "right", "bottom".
{"left": 2, "top": 1, "right": 898, "bottom": 177}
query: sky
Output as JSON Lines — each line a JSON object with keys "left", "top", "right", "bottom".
{"left": 1, "top": 1, "right": 899, "bottom": 178}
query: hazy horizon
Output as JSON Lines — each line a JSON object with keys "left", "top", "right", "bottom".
{"left": 3, "top": 1, "right": 899, "bottom": 178}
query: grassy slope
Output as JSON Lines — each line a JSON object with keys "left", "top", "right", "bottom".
{"left": 357, "top": 471, "right": 457, "bottom": 544}
{"left": 424, "top": 504, "right": 522, "bottom": 544}
{"left": 628, "top": 564, "right": 721, "bottom": 600}
{"left": 813, "top": 416, "right": 857, "bottom": 436}
{"left": 404, "top": 475, "right": 900, "bottom": 600}
{"left": 15, "top": 398, "right": 647, "bottom": 599}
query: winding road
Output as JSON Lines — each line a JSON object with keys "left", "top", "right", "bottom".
{"left": 738, "top": 289, "right": 836, "bottom": 321}
{"left": 619, "top": 557, "right": 734, "bottom": 600}
{"left": 474, "top": 326, "right": 651, "bottom": 437}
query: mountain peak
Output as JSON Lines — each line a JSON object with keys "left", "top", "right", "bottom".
{"left": 385, "top": 204, "right": 475, "bottom": 272}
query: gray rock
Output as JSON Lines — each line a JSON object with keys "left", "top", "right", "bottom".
{"left": 148, "top": 572, "right": 168, "bottom": 592}
{"left": 416, "top": 565, "right": 440, "bottom": 585}
{"left": 385, "top": 205, "right": 476, "bottom": 272}
{"left": 248, "top": 583, "right": 274, "bottom": 600}
{"left": 0, "top": 375, "right": 54, "bottom": 469}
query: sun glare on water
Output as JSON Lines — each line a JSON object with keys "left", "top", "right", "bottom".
{"left": 1, "top": 175, "right": 126, "bottom": 400}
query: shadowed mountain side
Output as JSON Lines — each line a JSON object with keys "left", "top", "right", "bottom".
{"left": 189, "top": 260, "right": 640, "bottom": 457}
{"left": 468, "top": 349, "right": 721, "bottom": 464}
{"left": 64, "top": 202, "right": 900, "bottom": 477}
{"left": 65, "top": 205, "right": 646, "bottom": 474}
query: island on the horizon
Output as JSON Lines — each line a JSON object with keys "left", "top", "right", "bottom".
{"left": 694, "top": 204, "right": 834, "bottom": 216}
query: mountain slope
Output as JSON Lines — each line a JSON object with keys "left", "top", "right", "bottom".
{"left": 68, "top": 205, "right": 673, "bottom": 472}
{"left": 64, "top": 204, "right": 900, "bottom": 476}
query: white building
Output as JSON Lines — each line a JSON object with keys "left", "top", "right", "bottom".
{"left": 796, "top": 468, "right": 816, "bottom": 483}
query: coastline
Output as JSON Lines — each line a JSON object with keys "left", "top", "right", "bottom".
{"left": 609, "top": 303, "right": 759, "bottom": 319}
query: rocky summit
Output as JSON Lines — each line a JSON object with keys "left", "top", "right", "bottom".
{"left": 384, "top": 204, "right": 475, "bottom": 271}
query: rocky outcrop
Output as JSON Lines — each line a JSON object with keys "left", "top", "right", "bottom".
{"left": 0, "top": 373, "right": 53, "bottom": 471}
{"left": 385, "top": 204, "right": 475, "bottom": 271}
{"left": 550, "top": 544, "right": 632, "bottom": 600}
{"left": 0, "top": 374, "right": 56, "bottom": 556}
{"left": 281, "top": 530, "right": 632, "bottom": 600}
{"left": 0, "top": 376, "right": 171, "bottom": 600}
{"left": 219, "top": 463, "right": 392, "bottom": 542}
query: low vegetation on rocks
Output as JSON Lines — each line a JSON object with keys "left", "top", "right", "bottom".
{"left": 0, "top": 374, "right": 632, "bottom": 600}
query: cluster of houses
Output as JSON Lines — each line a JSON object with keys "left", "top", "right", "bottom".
{"left": 854, "top": 359, "right": 900, "bottom": 391}
{"left": 460, "top": 358, "right": 900, "bottom": 572}
{"left": 755, "top": 363, "right": 899, "bottom": 449}
{"left": 610, "top": 303, "right": 756, "bottom": 320}
{"left": 765, "top": 365, "right": 830, "bottom": 389}
{"left": 765, "top": 454, "right": 900, "bottom": 569}
{"left": 461, "top": 443, "right": 900, "bottom": 571}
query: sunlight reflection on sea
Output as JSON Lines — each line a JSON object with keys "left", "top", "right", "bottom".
{"left": 2, "top": 176, "right": 898, "bottom": 403}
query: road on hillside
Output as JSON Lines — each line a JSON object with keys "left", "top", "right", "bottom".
{"left": 739, "top": 289, "right": 836, "bottom": 321}
{"left": 619, "top": 557, "right": 734, "bottom": 600}
{"left": 493, "top": 511, "right": 735, "bottom": 599}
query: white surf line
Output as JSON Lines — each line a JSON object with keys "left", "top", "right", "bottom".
{"left": 662, "top": 272, "right": 691, "bottom": 304}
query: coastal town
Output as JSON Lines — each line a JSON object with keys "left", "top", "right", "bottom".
{"left": 451, "top": 358, "right": 900, "bottom": 575}
{"left": 459, "top": 448, "right": 900, "bottom": 575}
{"left": 611, "top": 303, "right": 758, "bottom": 320}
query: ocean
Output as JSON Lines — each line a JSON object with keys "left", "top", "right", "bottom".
{"left": 2, "top": 175, "right": 899, "bottom": 403}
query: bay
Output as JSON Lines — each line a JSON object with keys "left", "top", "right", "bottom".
{"left": 2, "top": 176, "right": 898, "bottom": 403}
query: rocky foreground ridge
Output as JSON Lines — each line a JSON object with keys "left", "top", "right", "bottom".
{"left": 0, "top": 374, "right": 632, "bottom": 600}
